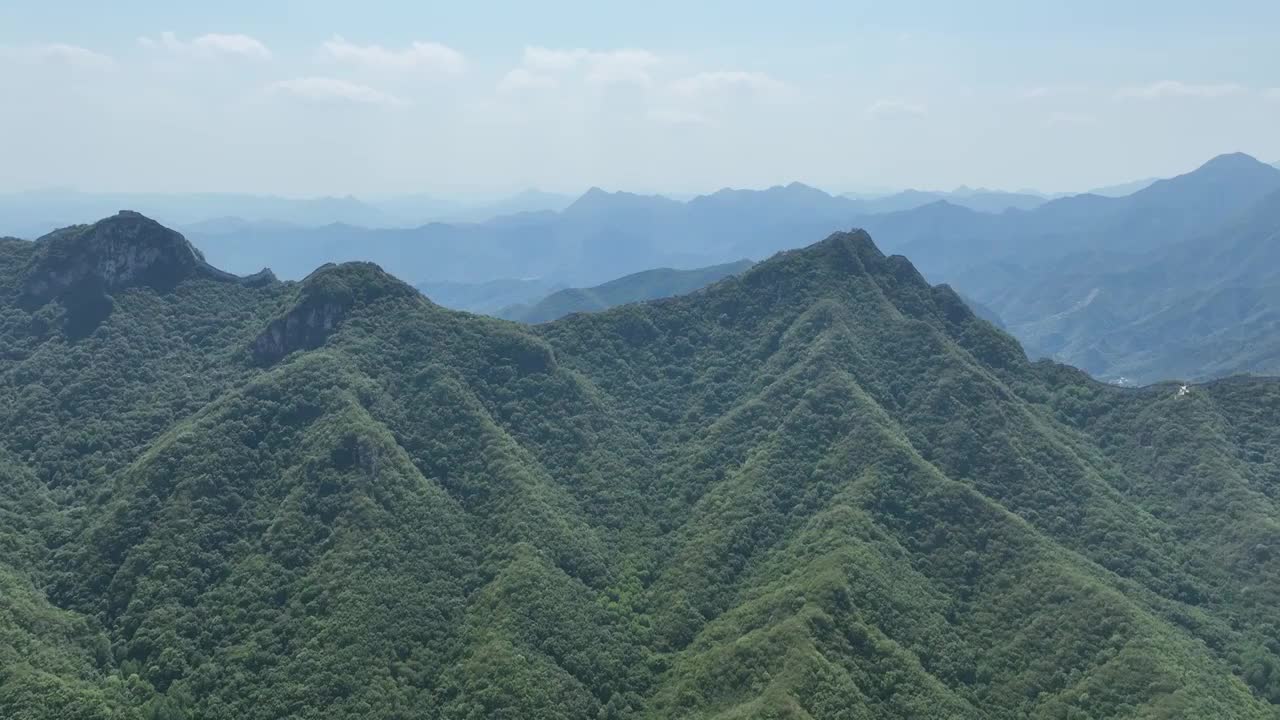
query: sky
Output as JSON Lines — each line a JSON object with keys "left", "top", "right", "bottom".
{"left": 1, "top": 0, "right": 1278, "bottom": 198}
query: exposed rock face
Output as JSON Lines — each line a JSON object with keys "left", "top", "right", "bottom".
{"left": 23, "top": 210, "right": 228, "bottom": 304}
{"left": 251, "top": 284, "right": 354, "bottom": 363}
{"left": 252, "top": 261, "right": 416, "bottom": 364}
{"left": 240, "top": 268, "right": 279, "bottom": 288}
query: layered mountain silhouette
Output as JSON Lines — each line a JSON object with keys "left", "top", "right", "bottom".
{"left": 0, "top": 188, "right": 578, "bottom": 240}
{"left": 3, "top": 213, "right": 1280, "bottom": 718}
{"left": 416, "top": 276, "right": 565, "bottom": 316}
{"left": 841, "top": 186, "right": 1048, "bottom": 214}
{"left": 920, "top": 155, "right": 1280, "bottom": 382}
{"left": 499, "top": 259, "right": 753, "bottom": 323}
{"left": 40, "top": 153, "right": 1279, "bottom": 384}
{"left": 862, "top": 153, "right": 1280, "bottom": 280}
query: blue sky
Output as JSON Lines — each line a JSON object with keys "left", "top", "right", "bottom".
{"left": 2, "top": 1, "right": 1277, "bottom": 196}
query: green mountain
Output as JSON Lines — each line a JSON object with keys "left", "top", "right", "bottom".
{"left": 499, "top": 260, "right": 754, "bottom": 323}
{"left": 3, "top": 212, "right": 1280, "bottom": 719}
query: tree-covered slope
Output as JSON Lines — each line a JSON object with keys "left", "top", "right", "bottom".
{"left": 1, "top": 212, "right": 1279, "bottom": 718}
{"left": 498, "top": 259, "right": 754, "bottom": 324}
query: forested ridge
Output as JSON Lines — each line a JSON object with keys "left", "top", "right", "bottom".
{"left": 2, "top": 211, "right": 1280, "bottom": 719}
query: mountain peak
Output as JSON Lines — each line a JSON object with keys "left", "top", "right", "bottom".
{"left": 1196, "top": 152, "right": 1267, "bottom": 172}
{"left": 1125, "top": 151, "right": 1280, "bottom": 211}
{"left": 747, "top": 229, "right": 887, "bottom": 289}
{"left": 564, "top": 187, "right": 679, "bottom": 216}
{"left": 783, "top": 180, "right": 823, "bottom": 192}
{"left": 563, "top": 187, "right": 619, "bottom": 213}
{"left": 23, "top": 210, "right": 224, "bottom": 304}
{"left": 300, "top": 261, "right": 418, "bottom": 304}
{"left": 768, "top": 181, "right": 832, "bottom": 199}
{"left": 252, "top": 261, "right": 418, "bottom": 364}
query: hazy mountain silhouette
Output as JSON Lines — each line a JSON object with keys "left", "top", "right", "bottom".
{"left": 981, "top": 188, "right": 1280, "bottom": 382}
{"left": 112, "top": 152, "right": 1280, "bottom": 382}
{"left": 498, "top": 259, "right": 754, "bottom": 323}
{"left": 841, "top": 187, "right": 1048, "bottom": 214}
{"left": 416, "top": 276, "right": 565, "bottom": 315}
{"left": 0, "top": 190, "right": 396, "bottom": 238}
{"left": 855, "top": 153, "right": 1280, "bottom": 382}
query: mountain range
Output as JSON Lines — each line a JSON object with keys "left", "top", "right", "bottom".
{"left": 7, "top": 153, "right": 1277, "bottom": 386}
{"left": 859, "top": 153, "right": 1280, "bottom": 383}
{"left": 174, "top": 181, "right": 1027, "bottom": 287}
{"left": 0, "top": 189, "right": 577, "bottom": 239}
{"left": 498, "top": 260, "right": 754, "bottom": 324}
{"left": 143, "top": 152, "right": 1280, "bottom": 385}
{"left": 0, "top": 184, "right": 1063, "bottom": 243}
{"left": 416, "top": 277, "right": 567, "bottom": 317}
{"left": 840, "top": 187, "right": 1049, "bottom": 214}
{"left": 3, "top": 211, "right": 1280, "bottom": 718}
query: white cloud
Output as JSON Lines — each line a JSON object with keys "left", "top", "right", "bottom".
{"left": 269, "top": 77, "right": 404, "bottom": 106}
{"left": 139, "top": 32, "right": 271, "bottom": 60}
{"left": 513, "top": 46, "right": 660, "bottom": 88}
{"left": 867, "top": 98, "right": 927, "bottom": 116}
{"left": 648, "top": 108, "right": 713, "bottom": 127}
{"left": 1263, "top": 88, "right": 1280, "bottom": 101}
{"left": 1116, "top": 80, "right": 1246, "bottom": 100}
{"left": 497, "top": 68, "right": 558, "bottom": 93}
{"left": 670, "top": 71, "right": 784, "bottom": 97}
{"left": 0, "top": 43, "right": 114, "bottom": 70}
{"left": 322, "top": 35, "right": 464, "bottom": 73}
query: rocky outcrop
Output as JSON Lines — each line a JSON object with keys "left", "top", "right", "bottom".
{"left": 240, "top": 268, "right": 279, "bottom": 288}
{"left": 23, "top": 210, "right": 232, "bottom": 305}
{"left": 251, "top": 281, "right": 353, "bottom": 363}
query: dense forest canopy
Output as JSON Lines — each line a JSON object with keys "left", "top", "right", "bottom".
{"left": 2, "top": 211, "right": 1280, "bottom": 718}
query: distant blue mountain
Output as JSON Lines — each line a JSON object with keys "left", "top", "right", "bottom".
{"left": 176, "top": 153, "right": 1278, "bottom": 292}
{"left": 131, "top": 152, "right": 1280, "bottom": 383}
{"left": 0, "top": 190, "right": 396, "bottom": 238}
{"left": 498, "top": 259, "right": 754, "bottom": 323}
{"left": 416, "top": 276, "right": 564, "bottom": 315}
{"left": 1085, "top": 177, "right": 1159, "bottom": 197}
{"left": 841, "top": 187, "right": 1048, "bottom": 214}
{"left": 0, "top": 188, "right": 578, "bottom": 239}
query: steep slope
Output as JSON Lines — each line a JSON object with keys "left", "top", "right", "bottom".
{"left": 499, "top": 260, "right": 754, "bottom": 323}
{"left": 537, "top": 233, "right": 1280, "bottom": 717}
{"left": 2, "top": 214, "right": 1280, "bottom": 718}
